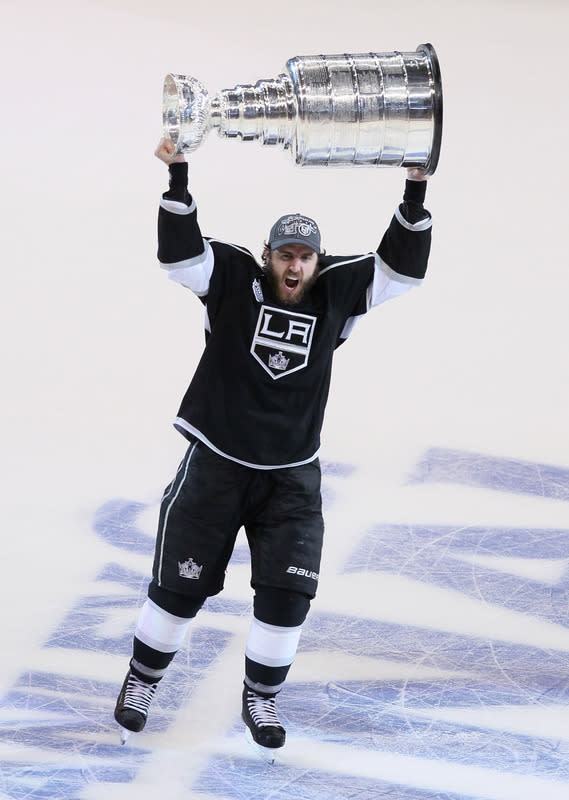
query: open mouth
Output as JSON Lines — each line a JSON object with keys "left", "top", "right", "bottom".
{"left": 284, "top": 277, "right": 299, "bottom": 289}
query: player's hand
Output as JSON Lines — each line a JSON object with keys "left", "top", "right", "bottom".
{"left": 155, "top": 137, "right": 186, "bottom": 165}
{"left": 407, "top": 167, "right": 428, "bottom": 181}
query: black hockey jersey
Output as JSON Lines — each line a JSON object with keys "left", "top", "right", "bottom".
{"left": 158, "top": 163, "right": 432, "bottom": 469}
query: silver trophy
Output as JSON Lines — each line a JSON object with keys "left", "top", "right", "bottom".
{"left": 163, "top": 43, "right": 442, "bottom": 174}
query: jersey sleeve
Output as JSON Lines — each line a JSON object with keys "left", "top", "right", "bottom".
{"left": 331, "top": 179, "right": 433, "bottom": 344}
{"left": 375, "top": 178, "right": 432, "bottom": 284}
{"left": 157, "top": 163, "right": 214, "bottom": 297}
{"left": 366, "top": 178, "right": 432, "bottom": 309}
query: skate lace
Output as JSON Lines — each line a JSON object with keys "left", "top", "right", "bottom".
{"left": 247, "top": 692, "right": 282, "bottom": 728}
{"left": 123, "top": 674, "right": 157, "bottom": 715}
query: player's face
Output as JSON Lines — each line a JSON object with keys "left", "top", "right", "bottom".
{"left": 266, "top": 244, "right": 319, "bottom": 305}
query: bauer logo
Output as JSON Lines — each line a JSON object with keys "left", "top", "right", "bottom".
{"left": 250, "top": 305, "right": 316, "bottom": 379}
{"left": 286, "top": 565, "right": 319, "bottom": 581}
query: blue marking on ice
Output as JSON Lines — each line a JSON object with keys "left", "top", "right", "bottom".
{"left": 1, "top": 447, "right": 568, "bottom": 800}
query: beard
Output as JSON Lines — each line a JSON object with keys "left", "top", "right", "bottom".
{"left": 264, "top": 258, "right": 319, "bottom": 306}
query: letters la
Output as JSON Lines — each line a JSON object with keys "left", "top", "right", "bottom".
{"left": 251, "top": 305, "right": 317, "bottom": 379}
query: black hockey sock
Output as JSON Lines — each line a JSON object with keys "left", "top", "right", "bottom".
{"left": 244, "top": 657, "right": 292, "bottom": 695}
{"left": 130, "top": 636, "right": 177, "bottom": 683}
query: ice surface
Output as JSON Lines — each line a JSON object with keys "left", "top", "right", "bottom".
{"left": 1, "top": 0, "right": 569, "bottom": 798}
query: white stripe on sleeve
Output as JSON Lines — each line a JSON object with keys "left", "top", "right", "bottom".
{"left": 159, "top": 197, "right": 197, "bottom": 215}
{"left": 161, "top": 239, "right": 215, "bottom": 296}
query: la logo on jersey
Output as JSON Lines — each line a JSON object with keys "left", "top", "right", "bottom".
{"left": 251, "top": 305, "right": 316, "bottom": 379}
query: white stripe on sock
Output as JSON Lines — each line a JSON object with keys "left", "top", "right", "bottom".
{"left": 245, "top": 617, "right": 302, "bottom": 668}
{"left": 135, "top": 599, "right": 191, "bottom": 653}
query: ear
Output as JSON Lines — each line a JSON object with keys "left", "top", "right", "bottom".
{"left": 262, "top": 246, "right": 270, "bottom": 264}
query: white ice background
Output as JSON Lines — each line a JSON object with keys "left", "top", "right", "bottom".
{"left": 1, "top": 0, "right": 569, "bottom": 798}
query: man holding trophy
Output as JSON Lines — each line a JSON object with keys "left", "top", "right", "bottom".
{"left": 115, "top": 45, "right": 440, "bottom": 758}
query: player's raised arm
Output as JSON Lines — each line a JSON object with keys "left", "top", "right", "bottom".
{"left": 374, "top": 169, "right": 432, "bottom": 286}
{"left": 155, "top": 139, "right": 213, "bottom": 294}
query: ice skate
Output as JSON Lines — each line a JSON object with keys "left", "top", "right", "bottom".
{"left": 241, "top": 685, "right": 285, "bottom": 762}
{"left": 114, "top": 668, "right": 158, "bottom": 743}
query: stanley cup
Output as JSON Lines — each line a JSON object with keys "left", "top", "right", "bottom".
{"left": 163, "top": 43, "right": 443, "bottom": 174}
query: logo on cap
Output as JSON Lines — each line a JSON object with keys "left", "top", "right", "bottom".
{"left": 268, "top": 213, "right": 321, "bottom": 252}
{"left": 277, "top": 215, "right": 317, "bottom": 238}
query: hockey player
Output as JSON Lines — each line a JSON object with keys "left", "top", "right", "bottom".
{"left": 114, "top": 137, "right": 433, "bottom": 752}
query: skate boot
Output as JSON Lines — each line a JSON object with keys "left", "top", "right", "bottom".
{"left": 114, "top": 668, "right": 158, "bottom": 742}
{"left": 241, "top": 684, "right": 286, "bottom": 754}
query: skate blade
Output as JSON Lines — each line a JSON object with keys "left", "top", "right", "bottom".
{"left": 118, "top": 725, "right": 132, "bottom": 745}
{"left": 244, "top": 725, "right": 281, "bottom": 764}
